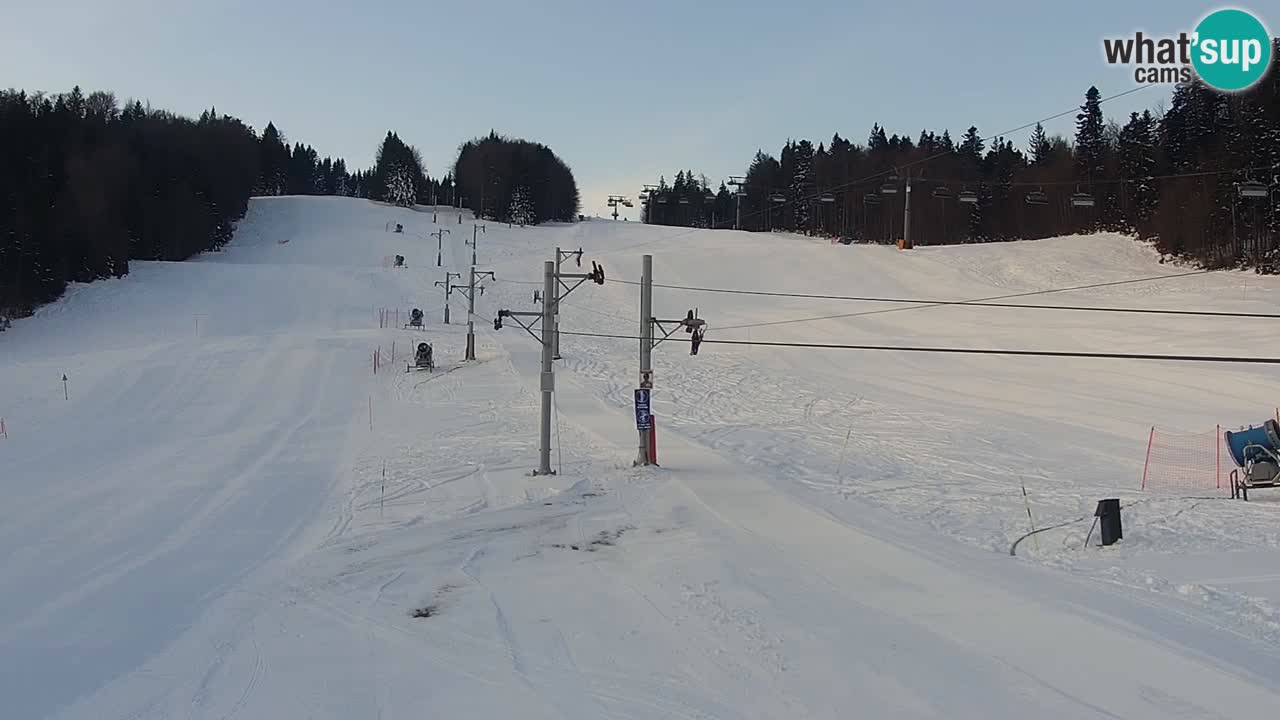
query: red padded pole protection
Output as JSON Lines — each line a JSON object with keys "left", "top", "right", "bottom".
{"left": 649, "top": 415, "right": 658, "bottom": 466}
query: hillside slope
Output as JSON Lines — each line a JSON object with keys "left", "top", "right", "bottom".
{"left": 4, "top": 196, "right": 1280, "bottom": 719}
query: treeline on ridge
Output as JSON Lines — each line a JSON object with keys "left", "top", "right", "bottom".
{"left": 645, "top": 41, "right": 1280, "bottom": 271}
{"left": 0, "top": 88, "right": 581, "bottom": 326}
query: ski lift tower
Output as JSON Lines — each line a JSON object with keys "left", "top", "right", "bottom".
{"left": 639, "top": 185, "right": 659, "bottom": 224}
{"left": 1235, "top": 179, "right": 1272, "bottom": 258}
{"left": 608, "top": 195, "right": 632, "bottom": 220}
{"left": 727, "top": 176, "right": 746, "bottom": 230}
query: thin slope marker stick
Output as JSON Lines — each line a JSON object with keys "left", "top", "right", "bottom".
{"left": 1021, "top": 480, "right": 1040, "bottom": 553}
{"left": 836, "top": 428, "right": 852, "bottom": 495}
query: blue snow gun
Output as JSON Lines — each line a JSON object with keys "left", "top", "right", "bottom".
{"left": 1223, "top": 419, "right": 1280, "bottom": 468}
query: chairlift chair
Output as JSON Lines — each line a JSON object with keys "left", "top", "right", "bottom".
{"left": 880, "top": 178, "right": 900, "bottom": 194}
{"left": 931, "top": 185, "right": 953, "bottom": 199}
{"left": 958, "top": 189, "right": 979, "bottom": 204}
{"left": 1025, "top": 189, "right": 1049, "bottom": 206}
{"left": 1070, "top": 192, "right": 1096, "bottom": 207}
{"left": 863, "top": 193, "right": 881, "bottom": 205}
{"left": 1239, "top": 181, "right": 1269, "bottom": 199}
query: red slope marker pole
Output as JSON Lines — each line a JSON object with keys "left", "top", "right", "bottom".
{"left": 1140, "top": 426, "right": 1155, "bottom": 490}
{"left": 649, "top": 414, "right": 658, "bottom": 466}
{"left": 1216, "top": 424, "right": 1222, "bottom": 489}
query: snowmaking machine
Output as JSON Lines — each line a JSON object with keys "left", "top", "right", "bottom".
{"left": 405, "top": 308, "right": 424, "bottom": 330}
{"left": 1224, "top": 419, "right": 1280, "bottom": 500}
{"left": 407, "top": 342, "right": 434, "bottom": 373}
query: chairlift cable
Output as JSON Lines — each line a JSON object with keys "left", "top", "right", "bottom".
{"left": 602, "top": 269, "right": 1262, "bottom": 329}
{"left": 554, "top": 329, "right": 1280, "bottom": 365}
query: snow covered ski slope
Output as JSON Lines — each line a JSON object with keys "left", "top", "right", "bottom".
{"left": 3, "top": 195, "right": 1280, "bottom": 719}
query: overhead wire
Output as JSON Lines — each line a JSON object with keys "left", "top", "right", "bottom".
{"left": 554, "top": 329, "right": 1280, "bottom": 365}
{"left": 602, "top": 269, "right": 1278, "bottom": 326}
{"left": 490, "top": 277, "right": 632, "bottom": 323}
{"left": 606, "top": 269, "right": 1222, "bottom": 332}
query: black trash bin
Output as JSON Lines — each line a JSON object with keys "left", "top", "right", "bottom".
{"left": 1095, "top": 498, "right": 1122, "bottom": 546}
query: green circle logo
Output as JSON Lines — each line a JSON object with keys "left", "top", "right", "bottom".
{"left": 1191, "top": 9, "right": 1272, "bottom": 92}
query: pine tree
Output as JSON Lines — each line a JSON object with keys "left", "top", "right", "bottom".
{"left": 257, "top": 122, "right": 289, "bottom": 195}
{"left": 371, "top": 131, "right": 427, "bottom": 207}
{"left": 386, "top": 166, "right": 415, "bottom": 206}
{"left": 331, "top": 158, "right": 348, "bottom": 196}
{"left": 1118, "top": 111, "right": 1157, "bottom": 234}
{"left": 1028, "top": 123, "right": 1051, "bottom": 166}
{"left": 959, "top": 126, "right": 985, "bottom": 162}
{"left": 1074, "top": 87, "right": 1117, "bottom": 230}
{"left": 1074, "top": 87, "right": 1106, "bottom": 184}
{"left": 790, "top": 140, "right": 815, "bottom": 233}
{"left": 868, "top": 124, "right": 889, "bottom": 152}
{"left": 508, "top": 185, "right": 533, "bottom": 226}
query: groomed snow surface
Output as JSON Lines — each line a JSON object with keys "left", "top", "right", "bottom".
{"left": 3, "top": 195, "right": 1280, "bottom": 719}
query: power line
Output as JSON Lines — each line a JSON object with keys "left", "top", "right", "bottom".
{"left": 716, "top": 269, "right": 1216, "bottom": 331}
{"left": 555, "top": 330, "right": 1280, "bottom": 365}
{"left": 492, "top": 278, "right": 631, "bottom": 322}
{"left": 608, "top": 268, "right": 1219, "bottom": 331}
{"left": 498, "top": 256, "right": 1247, "bottom": 333}
{"left": 604, "top": 271, "right": 1274, "bottom": 321}
{"left": 560, "top": 300, "right": 633, "bottom": 324}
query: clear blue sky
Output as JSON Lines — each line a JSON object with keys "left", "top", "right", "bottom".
{"left": 5, "top": 1, "right": 1258, "bottom": 219}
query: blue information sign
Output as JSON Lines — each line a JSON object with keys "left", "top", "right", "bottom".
{"left": 634, "top": 388, "right": 651, "bottom": 430}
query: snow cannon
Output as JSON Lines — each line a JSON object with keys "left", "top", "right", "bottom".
{"left": 1224, "top": 420, "right": 1280, "bottom": 468}
{"left": 1223, "top": 420, "right": 1280, "bottom": 494}
{"left": 407, "top": 342, "right": 434, "bottom": 372}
